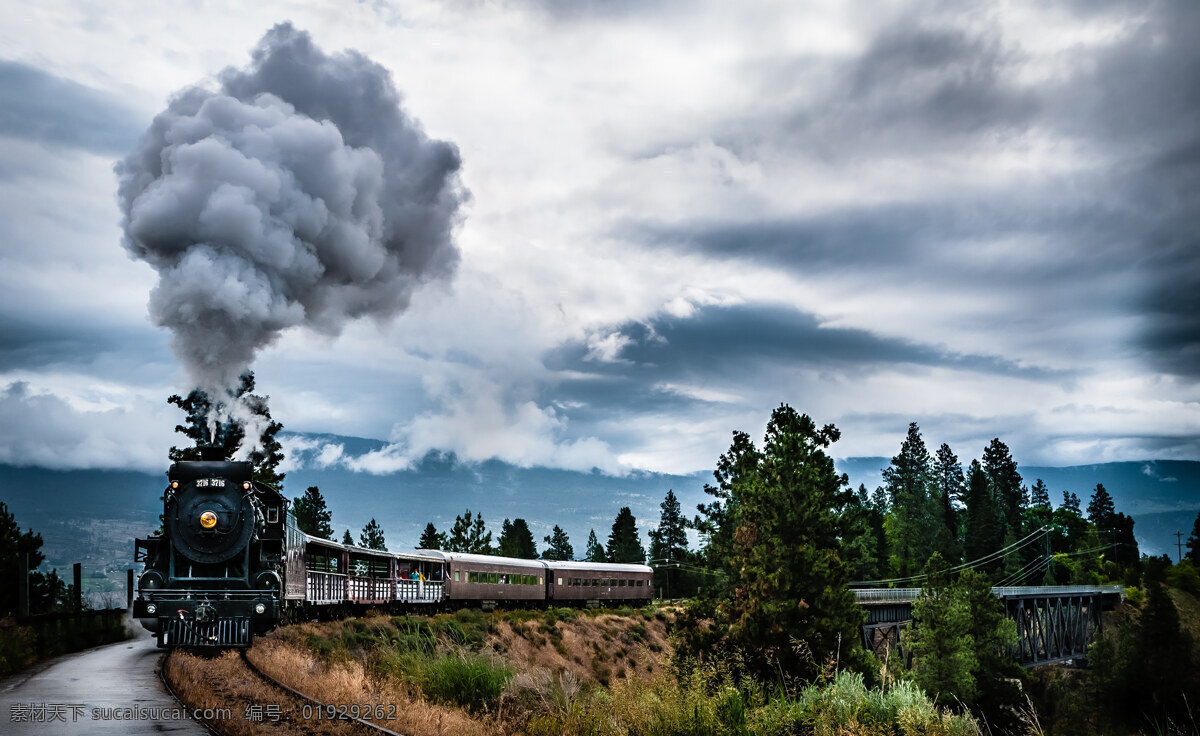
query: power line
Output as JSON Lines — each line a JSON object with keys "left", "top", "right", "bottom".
{"left": 851, "top": 525, "right": 1052, "bottom": 587}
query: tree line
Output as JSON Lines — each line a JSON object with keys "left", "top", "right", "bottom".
{"left": 0, "top": 502, "right": 77, "bottom": 617}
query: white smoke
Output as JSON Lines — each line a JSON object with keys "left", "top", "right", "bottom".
{"left": 116, "top": 23, "right": 467, "bottom": 453}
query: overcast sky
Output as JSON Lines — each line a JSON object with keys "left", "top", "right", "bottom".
{"left": 1, "top": 0, "right": 1197, "bottom": 478}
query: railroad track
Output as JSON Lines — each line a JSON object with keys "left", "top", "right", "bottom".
{"left": 160, "top": 648, "right": 405, "bottom": 736}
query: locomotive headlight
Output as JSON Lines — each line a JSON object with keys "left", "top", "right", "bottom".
{"left": 243, "top": 481, "right": 251, "bottom": 490}
{"left": 146, "top": 604, "right": 157, "bottom": 615}
{"left": 199, "top": 510, "right": 218, "bottom": 529}
{"left": 170, "top": 481, "right": 179, "bottom": 489}
{"left": 255, "top": 603, "right": 266, "bottom": 614}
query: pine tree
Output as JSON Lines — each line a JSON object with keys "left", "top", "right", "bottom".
{"left": 498, "top": 518, "right": 538, "bottom": 559}
{"left": 607, "top": 507, "right": 645, "bottom": 564}
{"left": 955, "top": 568, "right": 1021, "bottom": 722}
{"left": 542, "top": 526, "right": 574, "bottom": 561}
{"left": 469, "top": 513, "right": 494, "bottom": 555}
{"left": 448, "top": 510, "right": 494, "bottom": 554}
{"left": 1187, "top": 512, "right": 1200, "bottom": 564}
{"left": 685, "top": 404, "right": 865, "bottom": 681}
{"left": 982, "top": 438, "right": 1023, "bottom": 538}
{"left": 842, "top": 484, "right": 882, "bottom": 581}
{"left": 584, "top": 529, "right": 606, "bottom": 562}
{"left": 0, "top": 501, "right": 47, "bottom": 616}
{"left": 1029, "top": 479, "right": 1051, "bottom": 510}
{"left": 648, "top": 490, "right": 690, "bottom": 596}
{"left": 292, "top": 486, "right": 333, "bottom": 539}
{"left": 693, "top": 430, "right": 756, "bottom": 571}
{"left": 883, "top": 423, "right": 936, "bottom": 577}
{"left": 418, "top": 522, "right": 445, "bottom": 550}
{"left": 168, "top": 371, "right": 285, "bottom": 486}
{"left": 1087, "top": 483, "right": 1116, "bottom": 530}
{"left": 906, "top": 553, "right": 976, "bottom": 706}
{"left": 931, "top": 443, "right": 964, "bottom": 563}
{"left": 963, "top": 459, "right": 1002, "bottom": 571}
{"left": 359, "top": 518, "right": 386, "bottom": 550}
{"left": 906, "top": 555, "right": 1019, "bottom": 713}
{"left": 342, "top": 529, "right": 353, "bottom": 545}
{"left": 1062, "top": 490, "right": 1081, "bottom": 514}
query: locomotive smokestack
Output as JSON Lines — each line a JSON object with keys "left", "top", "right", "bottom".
{"left": 116, "top": 23, "right": 467, "bottom": 415}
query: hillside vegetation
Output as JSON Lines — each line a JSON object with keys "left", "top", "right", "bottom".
{"left": 211, "top": 606, "right": 984, "bottom": 736}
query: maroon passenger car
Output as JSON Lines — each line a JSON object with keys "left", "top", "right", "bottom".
{"left": 544, "top": 560, "right": 653, "bottom": 606}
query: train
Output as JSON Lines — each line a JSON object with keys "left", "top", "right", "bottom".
{"left": 132, "top": 459, "right": 653, "bottom": 647}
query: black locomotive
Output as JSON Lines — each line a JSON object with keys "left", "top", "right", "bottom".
{"left": 133, "top": 460, "right": 288, "bottom": 647}
{"left": 134, "top": 458, "right": 654, "bottom": 649}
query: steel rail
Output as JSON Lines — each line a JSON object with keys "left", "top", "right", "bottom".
{"left": 158, "top": 649, "right": 227, "bottom": 736}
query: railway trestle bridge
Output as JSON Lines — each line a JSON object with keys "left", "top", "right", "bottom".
{"left": 854, "top": 585, "right": 1124, "bottom": 668}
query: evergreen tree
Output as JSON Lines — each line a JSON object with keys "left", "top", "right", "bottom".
{"left": 957, "top": 568, "right": 1022, "bottom": 725}
{"left": 469, "top": 512, "right": 494, "bottom": 554}
{"left": 931, "top": 443, "right": 964, "bottom": 563}
{"left": 418, "top": 522, "right": 445, "bottom": 550}
{"left": 342, "top": 529, "right": 353, "bottom": 545}
{"left": 906, "top": 555, "right": 1020, "bottom": 715}
{"left": 0, "top": 501, "right": 48, "bottom": 616}
{"left": 359, "top": 518, "right": 386, "bottom": 550}
{"left": 607, "top": 507, "right": 645, "bottom": 564}
{"left": 648, "top": 489, "right": 691, "bottom": 597}
{"left": 584, "top": 529, "right": 606, "bottom": 563}
{"left": 292, "top": 486, "right": 333, "bottom": 539}
{"left": 683, "top": 405, "right": 865, "bottom": 682}
{"left": 882, "top": 422, "right": 936, "bottom": 578}
{"left": 842, "top": 484, "right": 882, "bottom": 581}
{"left": 1029, "top": 479, "right": 1051, "bottom": 510}
{"left": 1111, "top": 511, "right": 1139, "bottom": 570}
{"left": 982, "top": 438, "right": 1023, "bottom": 538}
{"left": 168, "top": 371, "right": 285, "bottom": 486}
{"left": 693, "top": 430, "right": 757, "bottom": 570}
{"left": 906, "top": 553, "right": 976, "bottom": 706}
{"left": 1186, "top": 511, "right": 1200, "bottom": 564}
{"left": 498, "top": 518, "right": 538, "bottom": 559}
{"left": 541, "top": 526, "right": 574, "bottom": 561}
{"left": 1086, "top": 483, "right": 1116, "bottom": 530}
{"left": 1062, "top": 490, "right": 1081, "bottom": 515}
{"left": 963, "top": 459, "right": 1002, "bottom": 571}
{"left": 448, "top": 510, "right": 494, "bottom": 554}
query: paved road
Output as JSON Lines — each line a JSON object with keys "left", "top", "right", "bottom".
{"left": 0, "top": 630, "right": 211, "bottom": 734}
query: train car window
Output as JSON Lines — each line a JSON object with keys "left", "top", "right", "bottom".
{"left": 454, "top": 572, "right": 460, "bottom": 582}
{"left": 636, "top": 580, "right": 643, "bottom": 586}
{"left": 619, "top": 579, "right": 626, "bottom": 587}
{"left": 267, "top": 507, "right": 279, "bottom": 524}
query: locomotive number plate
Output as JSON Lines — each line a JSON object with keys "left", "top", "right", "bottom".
{"left": 196, "top": 478, "right": 226, "bottom": 487}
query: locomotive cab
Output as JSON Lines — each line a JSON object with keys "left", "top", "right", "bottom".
{"left": 133, "top": 459, "right": 288, "bottom": 647}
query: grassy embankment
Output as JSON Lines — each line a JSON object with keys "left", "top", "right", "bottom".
{"left": 172, "top": 605, "right": 984, "bottom": 736}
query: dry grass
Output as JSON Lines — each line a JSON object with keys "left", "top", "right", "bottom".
{"left": 176, "top": 609, "right": 674, "bottom": 736}
{"left": 249, "top": 629, "right": 500, "bottom": 736}
{"left": 164, "top": 649, "right": 359, "bottom": 736}
{"left": 491, "top": 612, "right": 670, "bottom": 686}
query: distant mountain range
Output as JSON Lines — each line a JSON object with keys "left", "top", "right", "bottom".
{"left": 1, "top": 433, "right": 1196, "bottom": 590}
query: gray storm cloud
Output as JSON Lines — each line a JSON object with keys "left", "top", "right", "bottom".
{"left": 117, "top": 23, "right": 466, "bottom": 394}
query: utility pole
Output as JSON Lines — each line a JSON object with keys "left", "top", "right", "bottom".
{"left": 1176, "top": 531, "right": 1184, "bottom": 563}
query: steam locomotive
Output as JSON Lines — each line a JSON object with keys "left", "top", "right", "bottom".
{"left": 133, "top": 459, "right": 653, "bottom": 648}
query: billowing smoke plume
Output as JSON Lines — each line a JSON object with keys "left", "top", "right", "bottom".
{"left": 117, "top": 24, "right": 466, "bottom": 401}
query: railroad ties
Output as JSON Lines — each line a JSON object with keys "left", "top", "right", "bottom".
{"left": 852, "top": 585, "right": 1124, "bottom": 668}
